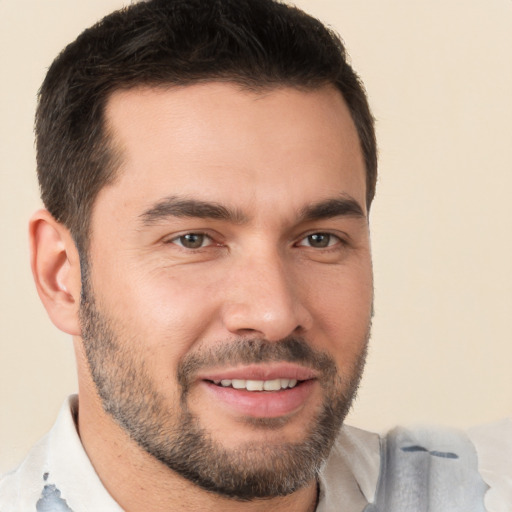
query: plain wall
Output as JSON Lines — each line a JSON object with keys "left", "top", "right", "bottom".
{"left": 1, "top": 0, "right": 511, "bottom": 473}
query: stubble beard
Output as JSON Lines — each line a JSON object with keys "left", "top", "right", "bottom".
{"left": 79, "top": 278, "right": 369, "bottom": 500}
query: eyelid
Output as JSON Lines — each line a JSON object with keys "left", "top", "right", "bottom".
{"left": 161, "top": 229, "right": 348, "bottom": 250}
{"left": 176, "top": 234, "right": 211, "bottom": 248}
{"left": 164, "top": 230, "right": 219, "bottom": 248}
{"left": 295, "top": 231, "right": 346, "bottom": 248}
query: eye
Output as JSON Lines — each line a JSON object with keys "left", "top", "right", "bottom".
{"left": 171, "top": 233, "right": 213, "bottom": 249}
{"left": 297, "top": 232, "right": 340, "bottom": 249}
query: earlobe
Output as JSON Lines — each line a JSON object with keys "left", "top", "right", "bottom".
{"left": 29, "top": 209, "right": 82, "bottom": 336}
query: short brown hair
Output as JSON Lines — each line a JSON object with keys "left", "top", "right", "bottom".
{"left": 36, "top": 0, "right": 377, "bottom": 252}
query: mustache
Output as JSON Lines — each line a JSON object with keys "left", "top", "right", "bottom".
{"left": 177, "top": 336, "right": 338, "bottom": 393}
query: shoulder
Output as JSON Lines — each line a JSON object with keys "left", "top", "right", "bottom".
{"left": 377, "top": 421, "right": 512, "bottom": 511}
{"left": 0, "top": 396, "right": 78, "bottom": 511}
{"left": 0, "top": 395, "right": 123, "bottom": 512}
{"left": 0, "top": 432, "right": 52, "bottom": 511}
{"left": 320, "top": 420, "right": 512, "bottom": 512}
{"left": 467, "top": 418, "right": 512, "bottom": 511}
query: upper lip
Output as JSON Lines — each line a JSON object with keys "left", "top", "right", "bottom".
{"left": 197, "top": 363, "right": 318, "bottom": 383}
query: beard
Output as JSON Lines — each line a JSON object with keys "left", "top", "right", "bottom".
{"left": 79, "top": 278, "right": 369, "bottom": 500}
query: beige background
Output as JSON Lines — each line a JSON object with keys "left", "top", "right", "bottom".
{"left": 1, "top": 0, "right": 511, "bottom": 474}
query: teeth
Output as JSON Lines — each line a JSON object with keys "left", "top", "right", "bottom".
{"left": 246, "top": 380, "right": 264, "bottom": 391}
{"left": 232, "top": 379, "right": 246, "bottom": 389}
{"left": 263, "top": 379, "right": 281, "bottom": 391}
{"left": 215, "top": 378, "right": 300, "bottom": 391}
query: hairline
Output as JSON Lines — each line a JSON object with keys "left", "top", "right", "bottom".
{"left": 78, "top": 77, "right": 371, "bottom": 255}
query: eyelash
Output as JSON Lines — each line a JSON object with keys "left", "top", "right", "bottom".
{"left": 295, "top": 232, "right": 344, "bottom": 249}
{"left": 167, "top": 232, "right": 216, "bottom": 250}
{"left": 166, "top": 231, "right": 346, "bottom": 251}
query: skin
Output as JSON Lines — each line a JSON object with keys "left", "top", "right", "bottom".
{"left": 30, "top": 83, "right": 373, "bottom": 512}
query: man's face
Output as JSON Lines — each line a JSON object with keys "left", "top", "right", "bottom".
{"left": 80, "top": 83, "right": 373, "bottom": 498}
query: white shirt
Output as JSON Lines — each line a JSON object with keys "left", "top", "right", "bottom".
{"left": 0, "top": 396, "right": 510, "bottom": 511}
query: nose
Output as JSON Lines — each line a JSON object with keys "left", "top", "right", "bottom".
{"left": 221, "top": 251, "right": 313, "bottom": 341}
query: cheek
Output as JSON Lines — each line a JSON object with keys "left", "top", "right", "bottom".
{"left": 305, "top": 265, "right": 373, "bottom": 366}
{"left": 91, "top": 260, "right": 224, "bottom": 362}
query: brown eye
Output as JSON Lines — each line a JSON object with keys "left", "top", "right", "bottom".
{"left": 174, "top": 233, "right": 210, "bottom": 249}
{"left": 308, "top": 233, "right": 330, "bottom": 248}
{"left": 298, "top": 233, "right": 339, "bottom": 248}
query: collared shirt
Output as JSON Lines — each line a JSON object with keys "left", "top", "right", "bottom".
{"left": 0, "top": 396, "right": 510, "bottom": 511}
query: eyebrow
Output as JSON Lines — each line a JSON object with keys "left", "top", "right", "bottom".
{"left": 140, "top": 196, "right": 248, "bottom": 225}
{"left": 298, "top": 196, "right": 366, "bottom": 222}
{"left": 139, "top": 194, "right": 365, "bottom": 226}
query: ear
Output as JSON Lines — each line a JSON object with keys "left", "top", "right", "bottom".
{"left": 29, "top": 209, "right": 82, "bottom": 336}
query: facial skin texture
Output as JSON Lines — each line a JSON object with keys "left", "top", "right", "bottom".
{"left": 73, "top": 83, "right": 373, "bottom": 512}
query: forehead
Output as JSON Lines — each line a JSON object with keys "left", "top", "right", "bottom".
{"left": 99, "top": 82, "right": 366, "bottom": 220}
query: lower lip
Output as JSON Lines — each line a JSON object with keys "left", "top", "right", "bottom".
{"left": 201, "top": 380, "right": 316, "bottom": 418}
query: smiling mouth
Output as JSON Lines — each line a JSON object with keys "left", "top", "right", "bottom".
{"left": 208, "top": 378, "right": 301, "bottom": 391}
{"left": 200, "top": 371, "right": 316, "bottom": 418}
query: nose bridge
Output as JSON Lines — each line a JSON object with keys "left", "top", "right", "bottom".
{"left": 222, "top": 245, "right": 311, "bottom": 341}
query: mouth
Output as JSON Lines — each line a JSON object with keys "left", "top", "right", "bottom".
{"left": 208, "top": 378, "right": 300, "bottom": 391}
{"left": 197, "top": 364, "right": 318, "bottom": 419}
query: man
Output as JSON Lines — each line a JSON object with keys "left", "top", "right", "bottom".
{"left": 0, "top": 0, "right": 509, "bottom": 511}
